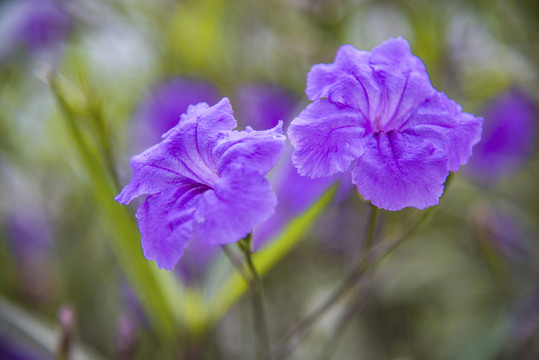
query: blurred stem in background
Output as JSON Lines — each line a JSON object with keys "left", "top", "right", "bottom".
{"left": 272, "top": 174, "right": 455, "bottom": 359}
{"left": 363, "top": 205, "right": 380, "bottom": 260}
{"left": 238, "top": 234, "right": 273, "bottom": 360}
{"left": 0, "top": 297, "right": 102, "bottom": 360}
{"left": 56, "top": 304, "right": 75, "bottom": 360}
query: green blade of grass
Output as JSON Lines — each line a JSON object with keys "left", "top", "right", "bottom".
{"left": 49, "top": 74, "right": 198, "bottom": 344}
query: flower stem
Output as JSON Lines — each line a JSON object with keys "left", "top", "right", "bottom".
{"left": 317, "top": 204, "right": 380, "bottom": 359}
{"left": 271, "top": 205, "right": 437, "bottom": 360}
{"left": 221, "top": 244, "right": 249, "bottom": 282}
{"left": 364, "top": 204, "right": 380, "bottom": 260}
{"left": 237, "top": 235, "right": 272, "bottom": 360}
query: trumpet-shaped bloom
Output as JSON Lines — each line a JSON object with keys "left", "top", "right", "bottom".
{"left": 116, "top": 98, "right": 286, "bottom": 269}
{"left": 288, "top": 37, "right": 483, "bottom": 210}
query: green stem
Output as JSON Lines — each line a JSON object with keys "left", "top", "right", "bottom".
{"left": 364, "top": 204, "right": 380, "bottom": 260}
{"left": 238, "top": 235, "right": 272, "bottom": 360}
{"left": 317, "top": 204, "right": 380, "bottom": 360}
{"left": 271, "top": 206, "right": 437, "bottom": 360}
{"left": 221, "top": 245, "right": 249, "bottom": 282}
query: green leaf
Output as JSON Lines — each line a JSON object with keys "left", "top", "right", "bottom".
{"left": 49, "top": 74, "right": 191, "bottom": 344}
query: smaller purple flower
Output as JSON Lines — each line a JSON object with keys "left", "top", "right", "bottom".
{"left": 131, "top": 78, "right": 221, "bottom": 152}
{"left": 116, "top": 98, "right": 286, "bottom": 270}
{"left": 288, "top": 37, "right": 483, "bottom": 211}
{"left": 467, "top": 89, "right": 536, "bottom": 182}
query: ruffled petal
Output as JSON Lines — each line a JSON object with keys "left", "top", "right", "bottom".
{"left": 352, "top": 132, "right": 449, "bottom": 211}
{"left": 115, "top": 144, "right": 198, "bottom": 205}
{"left": 136, "top": 184, "right": 207, "bottom": 270}
{"left": 402, "top": 92, "right": 483, "bottom": 171}
{"left": 367, "top": 37, "right": 435, "bottom": 130}
{"left": 193, "top": 164, "right": 277, "bottom": 245}
{"left": 288, "top": 100, "right": 368, "bottom": 177}
{"left": 159, "top": 97, "right": 237, "bottom": 185}
{"left": 213, "top": 121, "right": 286, "bottom": 176}
{"left": 116, "top": 98, "right": 237, "bottom": 204}
{"left": 305, "top": 38, "right": 435, "bottom": 133}
{"left": 306, "top": 45, "right": 377, "bottom": 120}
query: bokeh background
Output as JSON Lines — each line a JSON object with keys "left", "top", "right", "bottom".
{"left": 0, "top": 0, "right": 538, "bottom": 359}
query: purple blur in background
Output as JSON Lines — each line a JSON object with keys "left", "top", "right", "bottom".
{"left": 131, "top": 78, "right": 221, "bottom": 153}
{"left": 0, "top": 0, "right": 70, "bottom": 56}
{"left": 5, "top": 211, "right": 51, "bottom": 260}
{"left": 5, "top": 210, "right": 55, "bottom": 302}
{"left": 0, "top": 335, "right": 49, "bottom": 360}
{"left": 234, "top": 83, "right": 299, "bottom": 130}
{"left": 467, "top": 89, "right": 536, "bottom": 182}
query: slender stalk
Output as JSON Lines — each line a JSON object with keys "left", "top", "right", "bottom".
{"left": 363, "top": 205, "right": 380, "bottom": 261}
{"left": 56, "top": 305, "right": 75, "bottom": 360}
{"left": 237, "top": 235, "right": 273, "bottom": 360}
{"left": 319, "top": 296, "right": 370, "bottom": 360}
{"left": 318, "top": 204, "right": 380, "bottom": 360}
{"left": 221, "top": 245, "right": 250, "bottom": 282}
{"left": 271, "top": 206, "right": 437, "bottom": 360}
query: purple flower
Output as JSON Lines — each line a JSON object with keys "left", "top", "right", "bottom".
{"left": 288, "top": 37, "right": 483, "bottom": 211}
{"left": 116, "top": 98, "right": 286, "bottom": 270}
{"left": 131, "top": 78, "right": 221, "bottom": 153}
{"left": 467, "top": 89, "right": 536, "bottom": 182}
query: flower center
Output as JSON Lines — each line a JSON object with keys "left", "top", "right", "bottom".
{"left": 372, "top": 114, "right": 383, "bottom": 133}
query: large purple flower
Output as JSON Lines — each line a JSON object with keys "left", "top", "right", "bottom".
{"left": 288, "top": 37, "right": 483, "bottom": 211}
{"left": 116, "top": 98, "right": 286, "bottom": 269}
